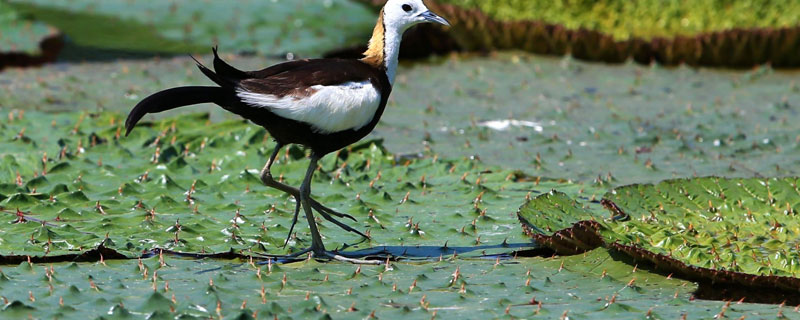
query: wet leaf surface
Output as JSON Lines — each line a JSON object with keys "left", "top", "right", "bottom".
{"left": 0, "top": 109, "right": 578, "bottom": 257}
{"left": 387, "top": 54, "right": 800, "bottom": 185}
{"left": 605, "top": 177, "right": 800, "bottom": 277}
{"left": 520, "top": 177, "right": 800, "bottom": 303}
{"left": 1, "top": 248, "right": 781, "bottom": 319}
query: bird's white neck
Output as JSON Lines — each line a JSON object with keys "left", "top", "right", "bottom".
{"left": 362, "top": 9, "right": 403, "bottom": 85}
{"left": 382, "top": 27, "right": 402, "bottom": 85}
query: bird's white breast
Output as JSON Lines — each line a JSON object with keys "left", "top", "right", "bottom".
{"left": 236, "top": 81, "right": 381, "bottom": 134}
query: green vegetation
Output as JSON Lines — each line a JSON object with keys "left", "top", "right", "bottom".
{"left": 2, "top": 0, "right": 800, "bottom": 317}
{"left": 390, "top": 54, "right": 800, "bottom": 184}
{"left": 2, "top": 109, "right": 770, "bottom": 318}
{"left": 605, "top": 177, "right": 800, "bottom": 277}
{"left": 6, "top": 1, "right": 203, "bottom": 61}
{"left": 0, "top": 109, "right": 562, "bottom": 256}
{"left": 518, "top": 177, "right": 800, "bottom": 295}
{"left": 0, "top": 1, "right": 57, "bottom": 54}
{"left": 438, "top": 0, "right": 800, "bottom": 40}
{"left": 3, "top": 52, "right": 799, "bottom": 185}
{"left": 7, "top": 248, "right": 770, "bottom": 319}
{"left": 1, "top": 31, "right": 797, "bottom": 316}
{"left": 6, "top": 0, "right": 375, "bottom": 58}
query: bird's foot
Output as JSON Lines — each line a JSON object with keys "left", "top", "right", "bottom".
{"left": 310, "top": 200, "right": 369, "bottom": 239}
{"left": 294, "top": 250, "right": 381, "bottom": 265}
{"left": 321, "top": 252, "right": 383, "bottom": 265}
{"left": 262, "top": 250, "right": 383, "bottom": 265}
{"left": 309, "top": 198, "right": 356, "bottom": 221}
{"left": 254, "top": 247, "right": 311, "bottom": 261}
{"left": 287, "top": 242, "right": 383, "bottom": 265}
{"left": 286, "top": 247, "right": 313, "bottom": 258}
{"left": 262, "top": 176, "right": 366, "bottom": 241}
{"left": 262, "top": 175, "right": 357, "bottom": 222}
{"left": 283, "top": 196, "right": 369, "bottom": 248}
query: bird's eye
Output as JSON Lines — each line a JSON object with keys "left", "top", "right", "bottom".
{"left": 402, "top": 4, "right": 412, "bottom": 12}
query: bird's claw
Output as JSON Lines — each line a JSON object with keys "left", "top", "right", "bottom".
{"left": 256, "top": 248, "right": 383, "bottom": 265}
{"left": 309, "top": 199, "right": 357, "bottom": 221}
{"left": 320, "top": 252, "right": 382, "bottom": 264}
{"left": 283, "top": 195, "right": 369, "bottom": 248}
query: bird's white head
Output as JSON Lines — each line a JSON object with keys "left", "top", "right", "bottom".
{"left": 363, "top": 0, "right": 450, "bottom": 85}
{"left": 382, "top": 0, "right": 450, "bottom": 32}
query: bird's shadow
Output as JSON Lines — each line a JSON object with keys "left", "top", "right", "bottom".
{"left": 330, "top": 242, "right": 548, "bottom": 261}
{"left": 185, "top": 242, "right": 549, "bottom": 274}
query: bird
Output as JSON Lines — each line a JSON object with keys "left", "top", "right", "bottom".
{"left": 125, "top": 0, "right": 450, "bottom": 263}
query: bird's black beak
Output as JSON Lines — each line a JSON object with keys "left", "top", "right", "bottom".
{"left": 419, "top": 10, "right": 450, "bottom": 27}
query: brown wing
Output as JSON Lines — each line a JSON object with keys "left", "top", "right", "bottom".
{"left": 238, "top": 59, "right": 385, "bottom": 98}
{"left": 205, "top": 47, "right": 356, "bottom": 87}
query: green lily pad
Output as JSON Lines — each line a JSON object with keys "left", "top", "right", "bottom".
{"left": 0, "top": 1, "right": 59, "bottom": 55}
{"left": 0, "top": 109, "right": 590, "bottom": 257}
{"left": 604, "top": 177, "right": 800, "bottom": 277}
{"left": 519, "top": 177, "right": 800, "bottom": 302}
{"left": 3, "top": 50, "right": 800, "bottom": 187}
{"left": 0, "top": 248, "right": 779, "bottom": 319}
{"left": 7, "top": 0, "right": 376, "bottom": 57}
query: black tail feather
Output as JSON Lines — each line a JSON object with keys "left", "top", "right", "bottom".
{"left": 212, "top": 46, "right": 249, "bottom": 80}
{"left": 125, "top": 86, "right": 226, "bottom": 136}
{"left": 191, "top": 54, "right": 227, "bottom": 87}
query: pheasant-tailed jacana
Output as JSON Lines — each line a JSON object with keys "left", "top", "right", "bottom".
{"left": 125, "top": 0, "right": 450, "bottom": 262}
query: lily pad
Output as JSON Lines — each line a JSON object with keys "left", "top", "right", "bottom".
{"left": 519, "top": 177, "right": 800, "bottom": 302}
{"left": 0, "top": 1, "right": 59, "bottom": 55}
{"left": 0, "top": 248, "right": 772, "bottom": 319}
{"left": 3, "top": 52, "right": 799, "bottom": 187}
{"left": 0, "top": 109, "right": 586, "bottom": 257}
{"left": 604, "top": 177, "right": 800, "bottom": 277}
{"left": 7, "top": 0, "right": 376, "bottom": 57}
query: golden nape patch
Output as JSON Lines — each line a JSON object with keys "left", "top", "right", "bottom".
{"left": 361, "top": 9, "right": 386, "bottom": 68}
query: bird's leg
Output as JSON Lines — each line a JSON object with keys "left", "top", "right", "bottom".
{"left": 260, "top": 142, "right": 298, "bottom": 197}
{"left": 260, "top": 145, "right": 351, "bottom": 219}
{"left": 312, "top": 207, "right": 369, "bottom": 239}
{"left": 310, "top": 202, "right": 357, "bottom": 222}
{"left": 260, "top": 145, "right": 368, "bottom": 240}
{"left": 299, "top": 154, "right": 326, "bottom": 255}
{"left": 259, "top": 142, "right": 285, "bottom": 185}
{"left": 290, "top": 196, "right": 369, "bottom": 241}
{"left": 300, "top": 155, "right": 380, "bottom": 264}
{"left": 259, "top": 152, "right": 377, "bottom": 264}
{"left": 283, "top": 201, "right": 301, "bottom": 248}
{"left": 260, "top": 143, "right": 303, "bottom": 248}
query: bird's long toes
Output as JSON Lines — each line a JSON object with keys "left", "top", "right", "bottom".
{"left": 322, "top": 252, "right": 383, "bottom": 265}
{"left": 309, "top": 198, "right": 357, "bottom": 221}
{"left": 287, "top": 247, "right": 312, "bottom": 258}
{"left": 315, "top": 209, "right": 369, "bottom": 239}
{"left": 283, "top": 202, "right": 302, "bottom": 248}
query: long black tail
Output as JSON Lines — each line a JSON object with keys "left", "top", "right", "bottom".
{"left": 125, "top": 86, "right": 226, "bottom": 136}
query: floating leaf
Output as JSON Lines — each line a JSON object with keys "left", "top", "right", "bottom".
{"left": 520, "top": 177, "right": 800, "bottom": 303}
